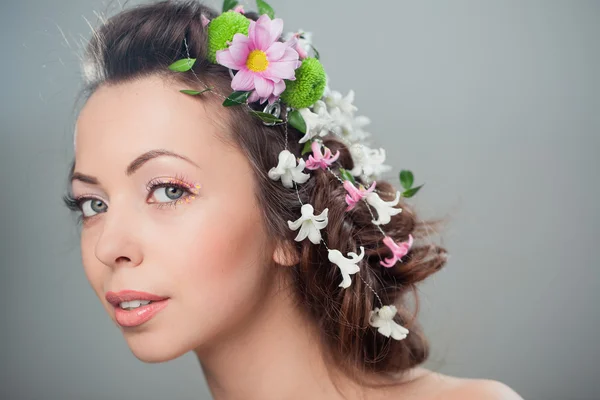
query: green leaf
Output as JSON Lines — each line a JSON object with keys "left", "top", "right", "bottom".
{"left": 223, "top": 0, "right": 239, "bottom": 12}
{"left": 339, "top": 168, "right": 356, "bottom": 185}
{"left": 288, "top": 110, "right": 307, "bottom": 133}
{"left": 402, "top": 184, "right": 424, "bottom": 198}
{"left": 180, "top": 88, "right": 212, "bottom": 96}
{"left": 256, "top": 0, "right": 275, "bottom": 18}
{"left": 301, "top": 140, "right": 313, "bottom": 155}
{"left": 399, "top": 170, "right": 414, "bottom": 190}
{"left": 250, "top": 111, "right": 283, "bottom": 124}
{"left": 223, "top": 91, "right": 251, "bottom": 106}
{"left": 168, "top": 58, "right": 196, "bottom": 72}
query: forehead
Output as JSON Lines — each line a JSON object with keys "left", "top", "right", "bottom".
{"left": 74, "top": 76, "right": 227, "bottom": 169}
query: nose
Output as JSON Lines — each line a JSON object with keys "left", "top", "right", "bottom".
{"left": 94, "top": 206, "right": 144, "bottom": 269}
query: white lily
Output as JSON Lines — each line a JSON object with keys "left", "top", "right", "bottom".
{"left": 349, "top": 144, "right": 392, "bottom": 178}
{"left": 268, "top": 150, "right": 310, "bottom": 189}
{"left": 298, "top": 100, "right": 335, "bottom": 143}
{"left": 287, "top": 204, "right": 329, "bottom": 244}
{"left": 327, "top": 246, "right": 365, "bottom": 289}
{"left": 365, "top": 191, "right": 402, "bottom": 225}
{"left": 324, "top": 88, "right": 358, "bottom": 116}
{"left": 369, "top": 305, "right": 409, "bottom": 341}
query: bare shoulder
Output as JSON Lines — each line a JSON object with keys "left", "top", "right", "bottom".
{"left": 388, "top": 368, "right": 523, "bottom": 400}
{"left": 438, "top": 378, "right": 524, "bottom": 400}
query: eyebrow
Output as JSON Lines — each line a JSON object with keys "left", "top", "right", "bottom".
{"left": 70, "top": 149, "right": 199, "bottom": 184}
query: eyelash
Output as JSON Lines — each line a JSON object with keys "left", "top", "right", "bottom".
{"left": 63, "top": 174, "right": 198, "bottom": 223}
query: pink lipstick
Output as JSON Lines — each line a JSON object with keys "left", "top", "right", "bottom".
{"left": 106, "top": 290, "right": 170, "bottom": 328}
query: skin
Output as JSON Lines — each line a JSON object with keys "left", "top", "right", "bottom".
{"left": 71, "top": 75, "right": 522, "bottom": 400}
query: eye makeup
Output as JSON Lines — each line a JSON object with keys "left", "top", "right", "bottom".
{"left": 62, "top": 174, "right": 202, "bottom": 222}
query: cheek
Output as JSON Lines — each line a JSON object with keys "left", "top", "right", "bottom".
{"left": 168, "top": 198, "right": 271, "bottom": 321}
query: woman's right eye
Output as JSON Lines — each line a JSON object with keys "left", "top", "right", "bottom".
{"left": 80, "top": 199, "right": 108, "bottom": 217}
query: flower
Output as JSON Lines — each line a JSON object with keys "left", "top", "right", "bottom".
{"left": 369, "top": 305, "right": 409, "bottom": 341}
{"left": 268, "top": 149, "right": 310, "bottom": 188}
{"left": 268, "top": 150, "right": 310, "bottom": 189}
{"left": 283, "top": 29, "right": 313, "bottom": 59}
{"left": 233, "top": 4, "right": 245, "bottom": 13}
{"left": 343, "top": 180, "right": 376, "bottom": 211}
{"left": 288, "top": 204, "right": 329, "bottom": 244}
{"left": 324, "top": 88, "right": 357, "bottom": 115}
{"left": 349, "top": 144, "right": 392, "bottom": 178}
{"left": 201, "top": 14, "right": 211, "bottom": 28}
{"left": 365, "top": 191, "right": 402, "bottom": 225}
{"left": 327, "top": 246, "right": 365, "bottom": 289}
{"left": 298, "top": 100, "right": 334, "bottom": 143}
{"left": 280, "top": 57, "right": 327, "bottom": 108}
{"left": 305, "top": 141, "right": 340, "bottom": 170}
{"left": 216, "top": 14, "right": 301, "bottom": 104}
{"left": 380, "top": 234, "right": 413, "bottom": 268}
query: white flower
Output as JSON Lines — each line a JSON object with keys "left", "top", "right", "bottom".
{"left": 283, "top": 29, "right": 313, "bottom": 59}
{"left": 298, "top": 100, "right": 335, "bottom": 143}
{"left": 327, "top": 246, "right": 365, "bottom": 289}
{"left": 324, "top": 88, "right": 358, "bottom": 116}
{"left": 268, "top": 150, "right": 311, "bottom": 189}
{"left": 365, "top": 191, "right": 402, "bottom": 225}
{"left": 349, "top": 144, "right": 392, "bottom": 178}
{"left": 369, "top": 305, "right": 409, "bottom": 340}
{"left": 288, "top": 204, "right": 329, "bottom": 244}
{"left": 328, "top": 108, "right": 372, "bottom": 144}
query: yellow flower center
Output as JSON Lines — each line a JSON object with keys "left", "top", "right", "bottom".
{"left": 246, "top": 50, "right": 269, "bottom": 72}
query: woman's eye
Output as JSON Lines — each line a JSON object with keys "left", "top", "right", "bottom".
{"left": 151, "top": 186, "right": 185, "bottom": 203}
{"left": 81, "top": 199, "right": 108, "bottom": 217}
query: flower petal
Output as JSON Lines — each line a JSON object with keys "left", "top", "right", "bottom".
{"left": 268, "top": 60, "right": 298, "bottom": 80}
{"left": 231, "top": 69, "right": 255, "bottom": 91}
{"left": 272, "top": 79, "right": 286, "bottom": 97}
{"left": 248, "top": 90, "right": 260, "bottom": 103}
{"left": 254, "top": 75, "right": 274, "bottom": 98}
{"left": 216, "top": 49, "right": 242, "bottom": 70}
{"left": 229, "top": 43, "right": 250, "bottom": 65}
{"left": 266, "top": 42, "right": 287, "bottom": 61}
{"left": 254, "top": 18, "right": 273, "bottom": 50}
{"left": 269, "top": 18, "right": 284, "bottom": 43}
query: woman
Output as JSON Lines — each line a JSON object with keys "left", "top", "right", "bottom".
{"left": 64, "top": 1, "right": 523, "bottom": 398}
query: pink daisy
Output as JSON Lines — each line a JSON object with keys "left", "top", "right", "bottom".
{"left": 216, "top": 14, "right": 301, "bottom": 104}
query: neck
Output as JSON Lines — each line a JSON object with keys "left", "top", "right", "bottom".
{"left": 194, "top": 273, "right": 363, "bottom": 400}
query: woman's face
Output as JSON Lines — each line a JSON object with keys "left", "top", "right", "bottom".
{"left": 72, "top": 75, "right": 277, "bottom": 362}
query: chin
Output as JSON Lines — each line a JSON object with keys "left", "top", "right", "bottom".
{"left": 122, "top": 330, "right": 192, "bottom": 363}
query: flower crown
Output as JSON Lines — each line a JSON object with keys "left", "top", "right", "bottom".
{"left": 168, "top": 0, "right": 425, "bottom": 341}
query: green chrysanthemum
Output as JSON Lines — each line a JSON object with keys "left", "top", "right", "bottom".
{"left": 207, "top": 11, "right": 251, "bottom": 63}
{"left": 280, "top": 58, "right": 327, "bottom": 109}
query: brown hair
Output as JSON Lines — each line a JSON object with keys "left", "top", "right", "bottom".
{"left": 74, "top": 0, "right": 448, "bottom": 386}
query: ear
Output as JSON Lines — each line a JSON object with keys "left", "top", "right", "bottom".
{"left": 272, "top": 240, "right": 300, "bottom": 267}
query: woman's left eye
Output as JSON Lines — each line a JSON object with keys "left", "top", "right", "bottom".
{"left": 149, "top": 185, "right": 188, "bottom": 203}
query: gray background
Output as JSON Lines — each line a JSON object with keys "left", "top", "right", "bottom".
{"left": 1, "top": 0, "right": 598, "bottom": 399}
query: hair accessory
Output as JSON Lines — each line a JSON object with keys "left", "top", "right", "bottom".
{"left": 168, "top": 0, "right": 429, "bottom": 341}
{"left": 287, "top": 204, "right": 329, "bottom": 244}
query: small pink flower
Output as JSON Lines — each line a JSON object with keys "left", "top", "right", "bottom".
{"left": 290, "top": 32, "right": 308, "bottom": 59}
{"left": 380, "top": 234, "right": 414, "bottom": 268}
{"left": 343, "top": 180, "right": 376, "bottom": 211}
{"left": 216, "top": 14, "right": 301, "bottom": 104}
{"left": 201, "top": 14, "right": 211, "bottom": 28}
{"left": 233, "top": 5, "right": 245, "bottom": 13}
{"left": 305, "top": 141, "right": 340, "bottom": 170}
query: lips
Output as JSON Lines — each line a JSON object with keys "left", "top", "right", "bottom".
{"left": 106, "top": 290, "right": 170, "bottom": 328}
{"left": 105, "top": 290, "right": 169, "bottom": 307}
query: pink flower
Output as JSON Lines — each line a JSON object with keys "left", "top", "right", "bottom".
{"left": 233, "top": 5, "right": 245, "bottom": 13}
{"left": 343, "top": 180, "right": 376, "bottom": 211}
{"left": 201, "top": 14, "right": 210, "bottom": 28}
{"left": 305, "top": 141, "right": 340, "bottom": 170}
{"left": 216, "top": 14, "right": 301, "bottom": 104}
{"left": 380, "top": 234, "right": 414, "bottom": 268}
